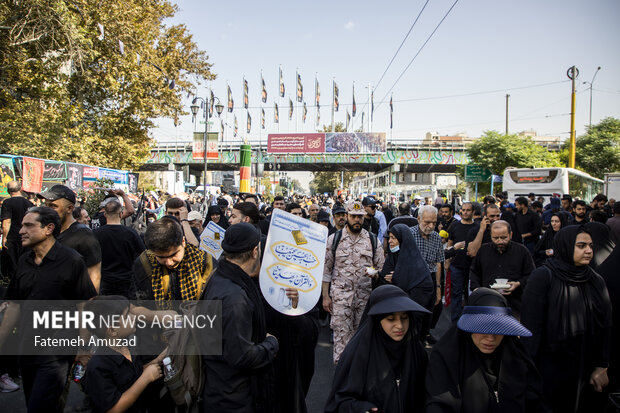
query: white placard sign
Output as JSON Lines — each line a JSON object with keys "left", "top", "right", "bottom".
{"left": 259, "top": 208, "right": 329, "bottom": 315}
{"left": 199, "top": 221, "right": 226, "bottom": 259}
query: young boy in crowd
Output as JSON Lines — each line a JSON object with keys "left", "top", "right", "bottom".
{"left": 82, "top": 296, "right": 164, "bottom": 413}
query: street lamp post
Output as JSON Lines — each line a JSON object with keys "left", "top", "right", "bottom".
{"left": 583, "top": 66, "right": 601, "bottom": 128}
{"left": 191, "top": 96, "right": 224, "bottom": 200}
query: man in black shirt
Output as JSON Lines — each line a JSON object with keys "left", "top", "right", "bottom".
{"left": 94, "top": 200, "right": 145, "bottom": 298}
{"left": 200, "top": 223, "right": 279, "bottom": 412}
{"left": 1, "top": 181, "right": 33, "bottom": 280}
{"left": 38, "top": 184, "right": 102, "bottom": 292}
{"left": 514, "top": 196, "right": 542, "bottom": 254}
{"left": 569, "top": 199, "right": 590, "bottom": 226}
{"left": 466, "top": 204, "right": 501, "bottom": 257}
{"left": 446, "top": 202, "right": 475, "bottom": 321}
{"left": 469, "top": 220, "right": 534, "bottom": 314}
{"left": 438, "top": 203, "right": 456, "bottom": 232}
{"left": 0, "top": 206, "right": 96, "bottom": 412}
{"left": 90, "top": 189, "right": 136, "bottom": 230}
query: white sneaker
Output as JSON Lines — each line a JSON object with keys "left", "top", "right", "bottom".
{"left": 0, "top": 373, "right": 19, "bottom": 392}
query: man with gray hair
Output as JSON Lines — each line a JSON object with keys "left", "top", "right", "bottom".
{"left": 410, "top": 205, "right": 445, "bottom": 342}
{"left": 469, "top": 220, "right": 534, "bottom": 314}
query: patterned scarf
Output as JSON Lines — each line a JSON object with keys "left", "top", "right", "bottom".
{"left": 148, "top": 243, "right": 211, "bottom": 307}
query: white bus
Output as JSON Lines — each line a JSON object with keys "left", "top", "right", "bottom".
{"left": 502, "top": 167, "right": 604, "bottom": 202}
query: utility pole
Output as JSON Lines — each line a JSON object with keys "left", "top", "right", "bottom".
{"left": 505, "top": 94, "right": 510, "bottom": 135}
{"left": 567, "top": 66, "right": 579, "bottom": 168}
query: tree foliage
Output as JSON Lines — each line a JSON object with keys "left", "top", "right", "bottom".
{"left": 466, "top": 131, "right": 562, "bottom": 175}
{"left": 0, "top": 0, "right": 214, "bottom": 169}
{"left": 561, "top": 117, "right": 620, "bottom": 178}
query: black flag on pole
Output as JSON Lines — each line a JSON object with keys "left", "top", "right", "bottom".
{"left": 274, "top": 102, "right": 279, "bottom": 123}
{"left": 352, "top": 84, "right": 356, "bottom": 117}
{"left": 303, "top": 102, "right": 307, "bottom": 123}
{"left": 243, "top": 79, "right": 249, "bottom": 109}
{"left": 289, "top": 98, "right": 293, "bottom": 120}
{"left": 261, "top": 75, "right": 267, "bottom": 103}
{"left": 261, "top": 108, "right": 265, "bottom": 129}
{"left": 247, "top": 112, "right": 251, "bottom": 133}
{"left": 371, "top": 90, "right": 374, "bottom": 121}
{"left": 390, "top": 94, "right": 393, "bottom": 129}
{"left": 346, "top": 109, "right": 350, "bottom": 130}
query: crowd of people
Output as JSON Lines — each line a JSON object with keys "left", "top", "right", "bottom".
{"left": 0, "top": 179, "right": 619, "bottom": 412}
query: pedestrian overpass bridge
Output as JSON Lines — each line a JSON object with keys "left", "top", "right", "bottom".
{"left": 143, "top": 141, "right": 470, "bottom": 174}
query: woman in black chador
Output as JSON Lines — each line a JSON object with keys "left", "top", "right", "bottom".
{"left": 426, "top": 288, "right": 548, "bottom": 413}
{"left": 324, "top": 285, "right": 430, "bottom": 413}
{"left": 521, "top": 225, "right": 612, "bottom": 412}
{"left": 377, "top": 224, "right": 435, "bottom": 308}
{"left": 533, "top": 211, "right": 568, "bottom": 267}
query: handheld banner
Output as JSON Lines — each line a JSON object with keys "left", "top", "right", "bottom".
{"left": 259, "top": 208, "right": 328, "bottom": 315}
{"left": 199, "top": 221, "right": 226, "bottom": 260}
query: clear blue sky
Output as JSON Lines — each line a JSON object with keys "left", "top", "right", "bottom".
{"left": 152, "top": 0, "right": 620, "bottom": 144}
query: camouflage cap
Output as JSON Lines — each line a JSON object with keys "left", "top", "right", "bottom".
{"left": 346, "top": 201, "right": 366, "bottom": 215}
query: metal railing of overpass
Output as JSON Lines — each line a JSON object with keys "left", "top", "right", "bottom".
{"left": 151, "top": 140, "right": 474, "bottom": 153}
{"left": 151, "top": 138, "right": 561, "bottom": 153}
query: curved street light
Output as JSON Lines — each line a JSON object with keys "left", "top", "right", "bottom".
{"left": 583, "top": 66, "right": 601, "bottom": 128}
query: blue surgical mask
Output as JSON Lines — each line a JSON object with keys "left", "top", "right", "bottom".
{"left": 390, "top": 245, "right": 400, "bottom": 253}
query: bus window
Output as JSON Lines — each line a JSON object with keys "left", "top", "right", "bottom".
{"left": 509, "top": 170, "right": 558, "bottom": 184}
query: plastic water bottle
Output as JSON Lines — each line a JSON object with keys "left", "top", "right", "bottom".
{"left": 162, "top": 357, "right": 178, "bottom": 382}
{"left": 73, "top": 362, "right": 85, "bottom": 383}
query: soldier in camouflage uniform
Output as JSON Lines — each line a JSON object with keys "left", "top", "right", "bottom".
{"left": 322, "top": 201, "right": 385, "bottom": 363}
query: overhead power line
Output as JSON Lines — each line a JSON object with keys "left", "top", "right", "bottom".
{"left": 376, "top": 0, "right": 461, "bottom": 110}
{"left": 375, "top": 0, "right": 431, "bottom": 92}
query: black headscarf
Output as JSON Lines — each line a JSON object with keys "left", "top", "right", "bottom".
{"left": 426, "top": 289, "right": 548, "bottom": 413}
{"left": 583, "top": 221, "right": 615, "bottom": 268}
{"left": 543, "top": 225, "right": 612, "bottom": 349}
{"left": 325, "top": 288, "right": 428, "bottom": 413}
{"left": 379, "top": 224, "right": 433, "bottom": 291}
{"left": 534, "top": 212, "right": 568, "bottom": 266}
{"left": 204, "top": 205, "right": 229, "bottom": 229}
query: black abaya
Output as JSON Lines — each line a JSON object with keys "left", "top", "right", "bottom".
{"left": 597, "top": 245, "right": 620, "bottom": 392}
{"left": 521, "top": 225, "right": 613, "bottom": 413}
{"left": 426, "top": 326, "right": 548, "bottom": 413}
{"left": 263, "top": 300, "right": 320, "bottom": 413}
{"left": 324, "top": 314, "right": 428, "bottom": 413}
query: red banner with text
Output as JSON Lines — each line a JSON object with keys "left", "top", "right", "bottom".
{"left": 267, "top": 133, "right": 325, "bottom": 153}
{"left": 22, "top": 157, "right": 44, "bottom": 193}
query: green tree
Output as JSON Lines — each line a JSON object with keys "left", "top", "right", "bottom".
{"left": 466, "top": 131, "right": 562, "bottom": 176}
{"left": 560, "top": 117, "right": 620, "bottom": 178}
{"left": 0, "top": 0, "right": 213, "bottom": 170}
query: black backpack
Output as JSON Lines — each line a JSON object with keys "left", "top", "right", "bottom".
{"left": 331, "top": 229, "right": 378, "bottom": 262}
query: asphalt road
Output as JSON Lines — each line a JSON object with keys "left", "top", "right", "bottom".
{"left": 2, "top": 305, "right": 453, "bottom": 412}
